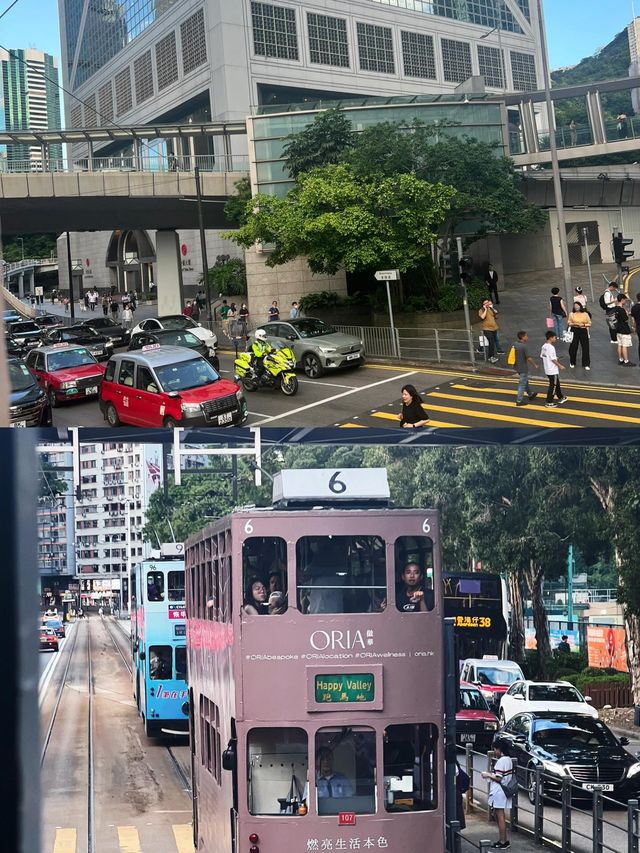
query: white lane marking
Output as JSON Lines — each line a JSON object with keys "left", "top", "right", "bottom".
{"left": 252, "top": 371, "right": 418, "bottom": 425}
{"left": 38, "top": 624, "right": 73, "bottom": 707}
{"left": 298, "top": 379, "right": 359, "bottom": 390}
{"left": 246, "top": 411, "right": 273, "bottom": 418}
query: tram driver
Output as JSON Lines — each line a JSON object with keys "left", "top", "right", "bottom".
{"left": 302, "top": 747, "right": 354, "bottom": 805}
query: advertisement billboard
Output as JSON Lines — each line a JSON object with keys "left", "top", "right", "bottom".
{"left": 586, "top": 625, "right": 629, "bottom": 673}
{"left": 525, "top": 627, "right": 581, "bottom": 652}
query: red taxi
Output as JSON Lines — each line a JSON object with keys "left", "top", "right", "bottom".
{"left": 39, "top": 627, "right": 59, "bottom": 652}
{"left": 99, "top": 345, "right": 248, "bottom": 428}
{"left": 25, "top": 343, "right": 106, "bottom": 407}
{"left": 456, "top": 681, "right": 499, "bottom": 751}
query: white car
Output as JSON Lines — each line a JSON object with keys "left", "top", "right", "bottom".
{"left": 498, "top": 680, "right": 598, "bottom": 724}
{"left": 131, "top": 315, "right": 217, "bottom": 356}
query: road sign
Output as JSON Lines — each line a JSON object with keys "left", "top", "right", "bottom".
{"left": 374, "top": 269, "right": 399, "bottom": 281}
{"left": 35, "top": 286, "right": 44, "bottom": 296}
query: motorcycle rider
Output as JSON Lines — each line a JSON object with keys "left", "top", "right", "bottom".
{"left": 250, "top": 329, "right": 274, "bottom": 380}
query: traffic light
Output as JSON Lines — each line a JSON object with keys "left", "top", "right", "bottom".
{"left": 459, "top": 256, "right": 474, "bottom": 284}
{"left": 612, "top": 232, "right": 634, "bottom": 264}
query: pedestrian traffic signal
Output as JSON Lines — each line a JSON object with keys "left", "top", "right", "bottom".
{"left": 612, "top": 232, "right": 634, "bottom": 264}
{"left": 459, "top": 256, "right": 474, "bottom": 283}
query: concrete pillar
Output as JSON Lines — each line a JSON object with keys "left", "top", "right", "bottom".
{"left": 17, "top": 272, "right": 24, "bottom": 299}
{"left": 28, "top": 268, "right": 35, "bottom": 294}
{"left": 155, "top": 230, "right": 185, "bottom": 316}
{"left": 587, "top": 91, "right": 606, "bottom": 145}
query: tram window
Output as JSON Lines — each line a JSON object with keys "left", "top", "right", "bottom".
{"left": 175, "top": 646, "right": 187, "bottom": 681}
{"left": 147, "top": 571, "right": 164, "bottom": 602}
{"left": 247, "top": 728, "right": 308, "bottom": 816}
{"left": 383, "top": 723, "right": 438, "bottom": 812}
{"left": 296, "top": 536, "right": 385, "bottom": 614}
{"left": 168, "top": 571, "right": 185, "bottom": 602}
{"left": 394, "top": 537, "right": 435, "bottom": 612}
{"left": 148, "top": 645, "right": 172, "bottom": 680}
{"left": 314, "top": 727, "right": 376, "bottom": 815}
{"left": 242, "top": 537, "right": 288, "bottom": 616}
{"left": 131, "top": 571, "right": 137, "bottom": 608}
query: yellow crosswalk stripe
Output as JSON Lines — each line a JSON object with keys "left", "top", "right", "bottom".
{"left": 172, "top": 824, "right": 194, "bottom": 853}
{"left": 427, "top": 390, "right": 640, "bottom": 425}
{"left": 449, "top": 384, "right": 640, "bottom": 411}
{"left": 422, "top": 401, "right": 575, "bottom": 428}
{"left": 340, "top": 422, "right": 367, "bottom": 428}
{"left": 53, "top": 828, "right": 76, "bottom": 853}
{"left": 370, "top": 410, "right": 469, "bottom": 429}
{"left": 118, "top": 826, "right": 142, "bottom": 853}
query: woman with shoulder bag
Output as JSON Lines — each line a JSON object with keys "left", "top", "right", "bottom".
{"left": 567, "top": 301, "right": 592, "bottom": 370}
{"left": 481, "top": 738, "right": 515, "bottom": 849}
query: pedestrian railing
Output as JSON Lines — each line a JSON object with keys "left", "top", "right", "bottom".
{"left": 333, "top": 324, "right": 479, "bottom": 366}
{"left": 461, "top": 744, "right": 640, "bottom": 853}
{"left": 0, "top": 153, "right": 250, "bottom": 175}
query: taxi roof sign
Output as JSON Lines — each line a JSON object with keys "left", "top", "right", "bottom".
{"left": 51, "top": 342, "right": 71, "bottom": 348}
{"left": 142, "top": 343, "right": 162, "bottom": 351}
{"left": 272, "top": 468, "right": 390, "bottom": 504}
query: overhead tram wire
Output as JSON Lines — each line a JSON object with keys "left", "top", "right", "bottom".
{"left": 0, "top": 0, "right": 21, "bottom": 22}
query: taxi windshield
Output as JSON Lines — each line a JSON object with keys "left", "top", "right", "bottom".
{"left": 9, "top": 361, "right": 35, "bottom": 391}
{"left": 477, "top": 666, "right": 520, "bottom": 686}
{"left": 155, "top": 358, "right": 219, "bottom": 391}
{"left": 47, "top": 348, "right": 96, "bottom": 371}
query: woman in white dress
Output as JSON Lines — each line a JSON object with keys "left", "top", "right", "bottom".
{"left": 481, "top": 738, "right": 513, "bottom": 849}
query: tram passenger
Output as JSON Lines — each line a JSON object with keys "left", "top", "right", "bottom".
{"left": 244, "top": 577, "right": 270, "bottom": 615}
{"left": 149, "top": 647, "right": 172, "bottom": 679}
{"left": 396, "top": 562, "right": 433, "bottom": 612}
{"left": 268, "top": 571, "right": 283, "bottom": 594}
{"left": 268, "top": 591, "right": 286, "bottom": 615}
{"left": 315, "top": 748, "right": 354, "bottom": 798}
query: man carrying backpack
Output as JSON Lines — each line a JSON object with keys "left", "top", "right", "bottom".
{"left": 600, "top": 281, "right": 620, "bottom": 343}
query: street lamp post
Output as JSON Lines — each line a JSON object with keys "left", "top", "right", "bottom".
{"left": 536, "top": 0, "right": 574, "bottom": 309}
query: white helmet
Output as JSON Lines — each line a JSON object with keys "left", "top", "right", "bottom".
{"left": 255, "top": 328, "right": 267, "bottom": 342}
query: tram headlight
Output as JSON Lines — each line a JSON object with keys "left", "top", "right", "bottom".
{"left": 249, "top": 835, "right": 259, "bottom": 844}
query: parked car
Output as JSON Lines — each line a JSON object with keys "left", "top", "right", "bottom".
{"left": 251, "top": 318, "right": 365, "bottom": 378}
{"left": 41, "top": 325, "right": 114, "bottom": 361}
{"left": 39, "top": 626, "right": 59, "bottom": 652}
{"left": 459, "top": 657, "right": 525, "bottom": 710}
{"left": 99, "top": 347, "right": 247, "bottom": 428}
{"left": 8, "top": 357, "right": 52, "bottom": 427}
{"left": 499, "top": 711, "right": 640, "bottom": 802}
{"left": 499, "top": 680, "right": 598, "bottom": 725}
{"left": 25, "top": 344, "right": 105, "bottom": 407}
{"left": 130, "top": 316, "right": 217, "bottom": 358}
{"left": 128, "top": 328, "right": 219, "bottom": 370}
{"left": 5, "top": 332, "right": 29, "bottom": 359}
{"left": 76, "top": 316, "right": 128, "bottom": 347}
{"left": 7, "top": 319, "right": 44, "bottom": 349}
{"left": 456, "top": 681, "right": 499, "bottom": 751}
{"left": 33, "top": 314, "right": 65, "bottom": 332}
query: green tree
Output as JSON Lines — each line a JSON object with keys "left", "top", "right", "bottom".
{"left": 201, "top": 255, "right": 247, "bottom": 297}
{"left": 224, "top": 177, "right": 252, "bottom": 227}
{"left": 225, "top": 164, "right": 456, "bottom": 275}
{"left": 283, "top": 108, "right": 354, "bottom": 179}
{"left": 39, "top": 459, "right": 68, "bottom": 502}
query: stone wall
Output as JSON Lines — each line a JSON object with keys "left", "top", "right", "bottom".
{"left": 245, "top": 247, "right": 347, "bottom": 323}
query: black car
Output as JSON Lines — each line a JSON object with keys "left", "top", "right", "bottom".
{"left": 499, "top": 711, "right": 640, "bottom": 802}
{"left": 5, "top": 332, "right": 28, "bottom": 359}
{"left": 42, "top": 325, "right": 115, "bottom": 361}
{"left": 77, "top": 316, "right": 128, "bottom": 347}
{"left": 8, "top": 357, "right": 52, "bottom": 427}
{"left": 7, "top": 319, "right": 44, "bottom": 349}
{"left": 33, "top": 314, "right": 64, "bottom": 332}
{"left": 128, "top": 328, "right": 220, "bottom": 370}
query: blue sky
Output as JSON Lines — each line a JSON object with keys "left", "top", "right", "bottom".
{"left": 0, "top": 0, "right": 636, "bottom": 71}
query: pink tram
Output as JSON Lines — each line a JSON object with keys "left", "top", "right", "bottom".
{"left": 185, "top": 468, "right": 446, "bottom": 853}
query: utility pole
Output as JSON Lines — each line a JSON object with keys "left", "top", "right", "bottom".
{"left": 194, "top": 166, "right": 213, "bottom": 324}
{"left": 567, "top": 544, "right": 574, "bottom": 625}
{"left": 65, "top": 232, "right": 75, "bottom": 320}
{"left": 536, "top": 0, "right": 573, "bottom": 308}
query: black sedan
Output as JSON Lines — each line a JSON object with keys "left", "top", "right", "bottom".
{"left": 41, "top": 325, "right": 115, "bottom": 361}
{"left": 5, "top": 332, "right": 29, "bottom": 359}
{"left": 76, "top": 316, "right": 128, "bottom": 347}
{"left": 499, "top": 711, "right": 640, "bottom": 803}
{"left": 128, "top": 328, "right": 220, "bottom": 370}
{"left": 8, "top": 357, "right": 52, "bottom": 427}
{"left": 7, "top": 319, "right": 44, "bottom": 349}
{"left": 33, "top": 314, "right": 65, "bottom": 332}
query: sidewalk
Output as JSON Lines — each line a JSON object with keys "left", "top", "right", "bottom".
{"left": 460, "top": 811, "right": 540, "bottom": 853}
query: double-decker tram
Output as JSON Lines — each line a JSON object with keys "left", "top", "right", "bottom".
{"left": 131, "top": 543, "right": 188, "bottom": 736}
{"left": 186, "top": 468, "right": 446, "bottom": 853}
{"left": 442, "top": 571, "right": 509, "bottom": 662}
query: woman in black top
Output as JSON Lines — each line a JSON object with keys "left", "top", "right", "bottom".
{"left": 549, "top": 287, "right": 567, "bottom": 339}
{"left": 243, "top": 577, "right": 269, "bottom": 615}
{"left": 399, "top": 384, "right": 429, "bottom": 428}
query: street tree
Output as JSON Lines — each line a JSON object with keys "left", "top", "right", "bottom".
{"left": 225, "top": 164, "right": 456, "bottom": 275}
{"left": 283, "top": 108, "right": 355, "bottom": 179}
{"left": 39, "top": 459, "right": 68, "bottom": 502}
{"left": 224, "top": 177, "right": 252, "bottom": 226}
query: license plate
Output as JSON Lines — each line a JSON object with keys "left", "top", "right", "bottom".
{"left": 460, "top": 734, "right": 476, "bottom": 743}
{"left": 581, "top": 783, "right": 613, "bottom": 791}
{"left": 11, "top": 420, "right": 27, "bottom": 428}
{"left": 85, "top": 386, "right": 98, "bottom": 395}
{"left": 218, "top": 411, "right": 233, "bottom": 425}
{"left": 346, "top": 352, "right": 360, "bottom": 361}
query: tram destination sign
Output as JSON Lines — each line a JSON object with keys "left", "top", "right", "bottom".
{"left": 315, "top": 673, "right": 375, "bottom": 704}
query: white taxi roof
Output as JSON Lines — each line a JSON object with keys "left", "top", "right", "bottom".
{"left": 110, "top": 345, "right": 204, "bottom": 367}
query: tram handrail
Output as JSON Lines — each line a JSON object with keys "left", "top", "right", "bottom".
{"left": 458, "top": 744, "right": 640, "bottom": 853}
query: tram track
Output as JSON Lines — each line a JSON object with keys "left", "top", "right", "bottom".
{"left": 40, "top": 620, "right": 80, "bottom": 767}
{"left": 87, "top": 618, "right": 96, "bottom": 853}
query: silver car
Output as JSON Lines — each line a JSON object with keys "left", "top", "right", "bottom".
{"left": 255, "top": 318, "right": 364, "bottom": 378}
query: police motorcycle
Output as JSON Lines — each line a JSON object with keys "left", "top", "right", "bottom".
{"left": 234, "top": 329, "right": 299, "bottom": 396}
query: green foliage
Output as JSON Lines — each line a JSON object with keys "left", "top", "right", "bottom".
{"left": 561, "top": 670, "right": 630, "bottom": 695}
{"left": 201, "top": 256, "right": 247, "bottom": 297}
{"left": 298, "top": 290, "right": 342, "bottom": 312}
{"left": 3, "top": 233, "right": 57, "bottom": 263}
{"left": 434, "top": 280, "right": 485, "bottom": 313}
{"left": 224, "top": 177, "right": 252, "bottom": 227}
{"left": 39, "top": 459, "right": 68, "bottom": 502}
{"left": 225, "top": 164, "right": 455, "bottom": 276}
{"left": 400, "top": 295, "right": 429, "bottom": 313}
{"left": 282, "top": 108, "right": 354, "bottom": 179}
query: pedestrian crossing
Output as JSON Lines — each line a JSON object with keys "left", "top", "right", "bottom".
{"left": 337, "top": 375, "right": 640, "bottom": 429}
{"left": 51, "top": 824, "right": 193, "bottom": 853}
